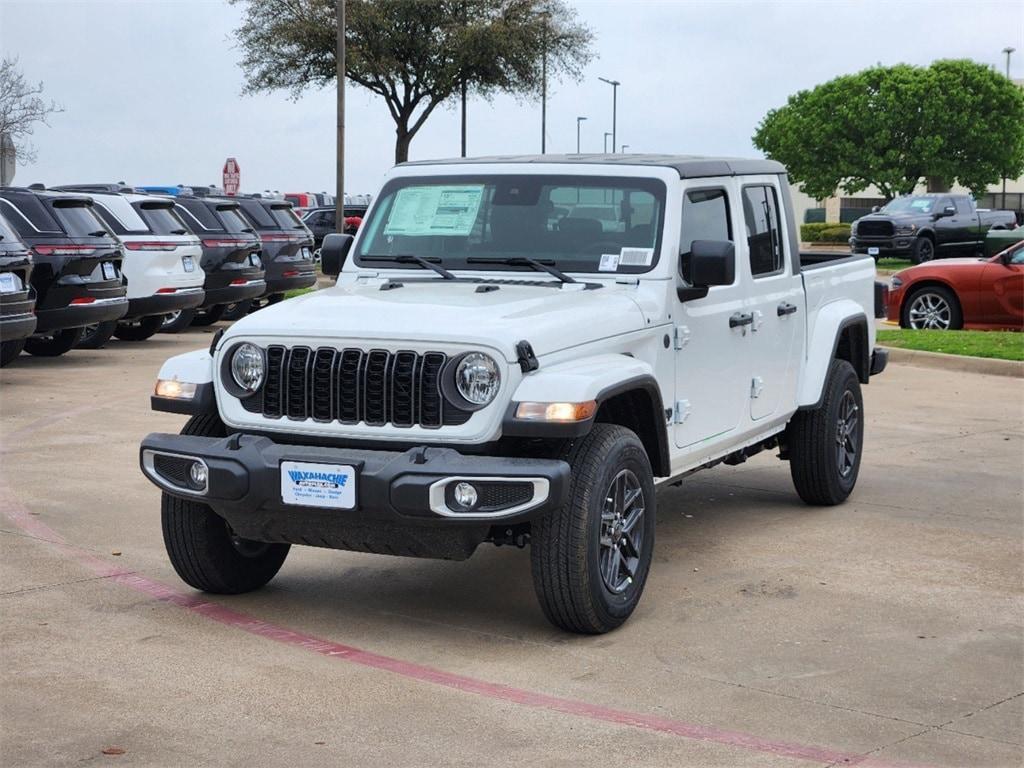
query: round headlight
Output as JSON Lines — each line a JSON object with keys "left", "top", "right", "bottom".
{"left": 230, "top": 343, "right": 264, "bottom": 393}
{"left": 455, "top": 352, "right": 500, "bottom": 406}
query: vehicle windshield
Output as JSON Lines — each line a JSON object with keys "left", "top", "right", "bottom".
{"left": 353, "top": 175, "right": 666, "bottom": 274}
{"left": 881, "top": 197, "right": 937, "bottom": 214}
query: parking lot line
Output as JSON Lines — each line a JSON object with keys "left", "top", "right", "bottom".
{"left": 0, "top": 481, "right": 931, "bottom": 768}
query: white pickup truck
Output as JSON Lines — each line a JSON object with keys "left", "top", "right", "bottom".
{"left": 140, "top": 155, "right": 887, "bottom": 634}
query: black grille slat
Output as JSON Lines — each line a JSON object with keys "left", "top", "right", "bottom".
{"left": 258, "top": 346, "right": 465, "bottom": 429}
{"left": 857, "top": 220, "right": 893, "bottom": 237}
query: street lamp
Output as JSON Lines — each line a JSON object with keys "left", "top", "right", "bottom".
{"left": 620, "top": 144, "right": 630, "bottom": 153}
{"left": 1002, "top": 47, "right": 1015, "bottom": 208}
{"left": 576, "top": 116, "right": 587, "bottom": 154}
{"left": 604, "top": 132, "right": 612, "bottom": 153}
{"left": 598, "top": 77, "right": 620, "bottom": 152}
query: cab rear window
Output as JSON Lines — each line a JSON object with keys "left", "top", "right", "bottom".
{"left": 134, "top": 204, "right": 190, "bottom": 235}
{"left": 48, "top": 201, "right": 110, "bottom": 238}
{"left": 216, "top": 206, "right": 253, "bottom": 234}
{"left": 269, "top": 205, "right": 304, "bottom": 230}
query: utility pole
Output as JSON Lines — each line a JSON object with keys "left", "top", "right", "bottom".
{"left": 1002, "top": 47, "right": 1015, "bottom": 210}
{"left": 598, "top": 77, "right": 620, "bottom": 152}
{"left": 335, "top": 0, "right": 346, "bottom": 232}
{"left": 540, "top": 10, "right": 549, "bottom": 154}
{"left": 576, "top": 116, "right": 587, "bottom": 154}
{"left": 461, "top": 0, "right": 467, "bottom": 157}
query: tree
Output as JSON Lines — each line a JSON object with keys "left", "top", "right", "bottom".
{"left": 0, "top": 57, "right": 63, "bottom": 165}
{"left": 752, "top": 60, "right": 1024, "bottom": 200}
{"left": 232, "top": 0, "right": 594, "bottom": 163}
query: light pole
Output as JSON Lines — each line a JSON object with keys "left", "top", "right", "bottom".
{"left": 335, "top": 0, "right": 345, "bottom": 232}
{"left": 603, "top": 132, "right": 612, "bottom": 153}
{"left": 598, "top": 77, "right": 620, "bottom": 152}
{"left": 539, "top": 9, "right": 550, "bottom": 154}
{"left": 576, "top": 116, "right": 587, "bottom": 154}
{"left": 1002, "top": 47, "right": 1015, "bottom": 209}
{"left": 620, "top": 144, "right": 630, "bottom": 153}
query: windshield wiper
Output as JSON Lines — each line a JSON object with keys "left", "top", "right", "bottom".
{"left": 170, "top": 229, "right": 188, "bottom": 235}
{"left": 361, "top": 254, "right": 456, "bottom": 280}
{"left": 466, "top": 256, "right": 576, "bottom": 284}
{"left": 89, "top": 230, "right": 108, "bottom": 237}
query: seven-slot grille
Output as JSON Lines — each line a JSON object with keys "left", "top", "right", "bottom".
{"left": 247, "top": 345, "right": 470, "bottom": 429}
{"left": 856, "top": 220, "right": 894, "bottom": 238}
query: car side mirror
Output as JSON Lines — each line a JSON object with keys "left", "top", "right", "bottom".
{"left": 871, "top": 205, "right": 880, "bottom": 213}
{"left": 321, "top": 233, "right": 353, "bottom": 277}
{"left": 677, "top": 240, "right": 735, "bottom": 301}
{"left": 942, "top": 206, "right": 956, "bottom": 217}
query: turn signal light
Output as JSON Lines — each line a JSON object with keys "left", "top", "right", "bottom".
{"left": 154, "top": 379, "right": 198, "bottom": 400}
{"left": 515, "top": 401, "right": 597, "bottom": 422}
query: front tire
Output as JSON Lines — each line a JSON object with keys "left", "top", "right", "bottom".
{"left": 76, "top": 320, "right": 118, "bottom": 349}
{"left": 24, "top": 328, "right": 84, "bottom": 357}
{"left": 530, "top": 424, "right": 656, "bottom": 634}
{"left": 900, "top": 285, "right": 963, "bottom": 330}
{"left": 910, "top": 237, "right": 935, "bottom": 265}
{"left": 114, "top": 315, "right": 164, "bottom": 341}
{"left": 159, "top": 308, "right": 196, "bottom": 334}
{"left": 161, "top": 413, "right": 290, "bottom": 594}
{"left": 786, "top": 359, "right": 864, "bottom": 506}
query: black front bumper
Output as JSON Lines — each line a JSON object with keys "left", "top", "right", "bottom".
{"left": 850, "top": 236, "right": 914, "bottom": 256}
{"left": 140, "top": 433, "right": 570, "bottom": 560}
{"left": 127, "top": 288, "right": 205, "bottom": 319}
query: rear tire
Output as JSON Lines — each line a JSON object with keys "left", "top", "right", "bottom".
{"left": 114, "top": 315, "right": 164, "bottom": 341}
{"left": 787, "top": 359, "right": 863, "bottom": 506}
{"left": 220, "top": 299, "right": 252, "bottom": 321}
{"left": 530, "top": 424, "right": 656, "bottom": 634}
{"left": 0, "top": 338, "right": 26, "bottom": 367}
{"left": 161, "top": 413, "right": 290, "bottom": 594}
{"left": 24, "top": 328, "right": 84, "bottom": 357}
{"left": 159, "top": 308, "right": 196, "bottom": 334}
{"left": 191, "top": 304, "right": 226, "bottom": 326}
{"left": 76, "top": 320, "right": 118, "bottom": 349}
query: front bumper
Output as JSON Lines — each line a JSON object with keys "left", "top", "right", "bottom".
{"left": 850, "top": 236, "right": 915, "bottom": 256}
{"left": 139, "top": 433, "right": 570, "bottom": 559}
{"left": 126, "top": 287, "right": 205, "bottom": 319}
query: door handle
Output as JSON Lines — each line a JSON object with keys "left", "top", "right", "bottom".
{"left": 729, "top": 312, "right": 754, "bottom": 328}
{"left": 777, "top": 302, "right": 798, "bottom": 317}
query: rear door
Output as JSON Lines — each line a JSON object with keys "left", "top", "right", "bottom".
{"left": 740, "top": 179, "right": 804, "bottom": 422}
{"left": 673, "top": 181, "right": 752, "bottom": 453}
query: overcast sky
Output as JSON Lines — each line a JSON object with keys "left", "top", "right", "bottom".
{"left": 2, "top": 0, "right": 1022, "bottom": 195}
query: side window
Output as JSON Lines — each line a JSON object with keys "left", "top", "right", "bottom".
{"left": 936, "top": 197, "right": 954, "bottom": 215}
{"left": 93, "top": 203, "right": 127, "bottom": 235}
{"left": 680, "top": 188, "right": 731, "bottom": 284}
{"left": 954, "top": 197, "right": 972, "bottom": 215}
{"left": 742, "top": 185, "right": 784, "bottom": 277}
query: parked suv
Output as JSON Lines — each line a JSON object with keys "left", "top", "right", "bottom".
{"left": 0, "top": 212, "right": 36, "bottom": 366}
{"left": 223, "top": 197, "right": 316, "bottom": 319}
{"left": 141, "top": 154, "right": 887, "bottom": 634}
{"left": 163, "top": 197, "right": 265, "bottom": 331}
{"left": 52, "top": 189, "right": 206, "bottom": 346}
{"left": 0, "top": 188, "right": 127, "bottom": 356}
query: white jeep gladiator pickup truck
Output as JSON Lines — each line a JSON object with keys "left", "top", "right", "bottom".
{"left": 140, "top": 155, "right": 887, "bottom": 634}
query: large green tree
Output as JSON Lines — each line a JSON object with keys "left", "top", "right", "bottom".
{"left": 753, "top": 60, "right": 1024, "bottom": 200}
{"left": 232, "top": 0, "right": 594, "bottom": 163}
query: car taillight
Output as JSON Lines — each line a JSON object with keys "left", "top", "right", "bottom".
{"left": 230, "top": 278, "right": 248, "bottom": 285}
{"left": 33, "top": 244, "right": 98, "bottom": 256}
{"left": 70, "top": 297, "right": 96, "bottom": 304}
{"left": 282, "top": 270, "right": 299, "bottom": 277}
{"left": 258, "top": 233, "right": 292, "bottom": 242}
{"left": 202, "top": 239, "right": 246, "bottom": 248}
{"left": 156, "top": 287, "right": 178, "bottom": 293}
{"left": 125, "top": 241, "right": 178, "bottom": 251}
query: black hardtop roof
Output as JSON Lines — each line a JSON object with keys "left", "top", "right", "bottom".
{"left": 398, "top": 153, "right": 787, "bottom": 179}
{"left": 0, "top": 186, "right": 94, "bottom": 205}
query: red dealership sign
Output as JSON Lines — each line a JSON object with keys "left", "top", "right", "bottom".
{"left": 222, "top": 157, "right": 240, "bottom": 196}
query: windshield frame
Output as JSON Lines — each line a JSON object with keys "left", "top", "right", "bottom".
{"left": 352, "top": 173, "right": 668, "bottom": 275}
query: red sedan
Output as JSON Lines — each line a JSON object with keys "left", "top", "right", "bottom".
{"left": 887, "top": 241, "right": 1024, "bottom": 330}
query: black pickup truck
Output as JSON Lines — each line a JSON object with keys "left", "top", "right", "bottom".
{"left": 850, "top": 194, "right": 1017, "bottom": 264}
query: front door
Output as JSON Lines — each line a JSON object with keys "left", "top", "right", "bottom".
{"left": 673, "top": 182, "right": 751, "bottom": 453}
{"left": 978, "top": 247, "right": 1024, "bottom": 326}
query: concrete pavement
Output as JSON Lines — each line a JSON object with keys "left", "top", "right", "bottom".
{"left": 1, "top": 328, "right": 1021, "bottom": 767}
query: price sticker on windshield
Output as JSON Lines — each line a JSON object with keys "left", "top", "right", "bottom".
{"left": 384, "top": 185, "right": 484, "bottom": 237}
{"left": 599, "top": 253, "right": 620, "bottom": 271}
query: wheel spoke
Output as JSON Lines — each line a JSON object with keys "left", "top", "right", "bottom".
{"left": 622, "top": 503, "right": 645, "bottom": 534}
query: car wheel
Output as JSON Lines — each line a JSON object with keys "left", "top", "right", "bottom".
{"left": 159, "top": 309, "right": 196, "bottom": 334}
{"left": 266, "top": 292, "right": 286, "bottom": 305}
{"left": 786, "top": 359, "right": 863, "bottom": 506}
{"left": 910, "top": 237, "right": 935, "bottom": 265}
{"left": 75, "top": 320, "right": 118, "bottom": 349}
{"left": 191, "top": 304, "right": 226, "bottom": 327}
{"left": 530, "top": 423, "right": 656, "bottom": 634}
{"left": 161, "top": 413, "right": 290, "bottom": 594}
{"left": 220, "top": 299, "right": 253, "bottom": 321}
{"left": 23, "top": 328, "right": 84, "bottom": 357}
{"left": 0, "top": 338, "right": 26, "bottom": 367}
{"left": 114, "top": 315, "right": 164, "bottom": 342}
{"left": 901, "top": 285, "right": 963, "bottom": 330}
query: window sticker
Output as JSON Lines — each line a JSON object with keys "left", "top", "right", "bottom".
{"left": 599, "top": 253, "right": 620, "bottom": 271}
{"left": 383, "top": 185, "right": 484, "bottom": 236}
{"left": 619, "top": 247, "right": 654, "bottom": 266}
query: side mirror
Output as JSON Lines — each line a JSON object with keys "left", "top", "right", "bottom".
{"left": 678, "top": 240, "right": 735, "bottom": 301}
{"left": 943, "top": 206, "right": 956, "bottom": 217}
{"left": 871, "top": 205, "right": 880, "bottom": 213}
{"left": 321, "top": 233, "right": 353, "bottom": 277}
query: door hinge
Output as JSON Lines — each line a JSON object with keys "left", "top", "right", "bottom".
{"left": 750, "top": 376, "right": 764, "bottom": 399}
{"left": 673, "top": 325, "right": 691, "bottom": 349}
{"left": 673, "top": 399, "right": 692, "bottom": 424}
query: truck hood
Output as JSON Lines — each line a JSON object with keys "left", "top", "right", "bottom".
{"left": 225, "top": 278, "right": 647, "bottom": 361}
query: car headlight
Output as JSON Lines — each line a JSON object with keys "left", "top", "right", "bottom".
{"left": 230, "top": 343, "right": 264, "bottom": 394}
{"left": 896, "top": 224, "right": 917, "bottom": 234}
{"left": 454, "top": 352, "right": 500, "bottom": 406}
{"left": 891, "top": 276, "right": 903, "bottom": 289}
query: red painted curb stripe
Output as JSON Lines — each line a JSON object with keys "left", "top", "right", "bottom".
{"left": 0, "top": 486, "right": 930, "bottom": 768}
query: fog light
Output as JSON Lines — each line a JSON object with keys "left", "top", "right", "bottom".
{"left": 452, "top": 482, "right": 478, "bottom": 509}
{"left": 189, "top": 461, "right": 208, "bottom": 490}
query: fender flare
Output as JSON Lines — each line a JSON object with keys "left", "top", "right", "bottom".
{"left": 797, "top": 302, "right": 869, "bottom": 410}
{"left": 151, "top": 348, "right": 217, "bottom": 415}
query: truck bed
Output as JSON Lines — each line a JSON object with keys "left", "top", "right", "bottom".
{"left": 799, "top": 250, "right": 865, "bottom": 270}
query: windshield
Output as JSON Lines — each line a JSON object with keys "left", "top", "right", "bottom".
{"left": 354, "top": 175, "right": 666, "bottom": 274}
{"left": 269, "top": 205, "right": 305, "bottom": 230}
{"left": 216, "top": 206, "right": 253, "bottom": 234}
{"left": 134, "top": 203, "right": 190, "bottom": 235}
{"left": 882, "top": 197, "right": 937, "bottom": 214}
{"left": 48, "top": 202, "right": 110, "bottom": 237}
